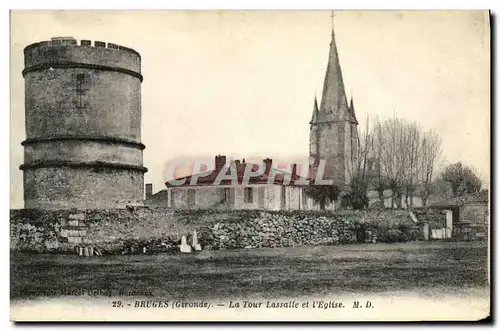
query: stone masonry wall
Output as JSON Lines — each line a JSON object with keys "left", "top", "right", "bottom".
{"left": 10, "top": 208, "right": 423, "bottom": 254}
{"left": 23, "top": 167, "right": 144, "bottom": 210}
{"left": 24, "top": 69, "right": 142, "bottom": 141}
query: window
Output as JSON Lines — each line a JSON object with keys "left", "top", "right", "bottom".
{"left": 258, "top": 187, "right": 265, "bottom": 207}
{"left": 244, "top": 187, "right": 253, "bottom": 204}
{"left": 170, "top": 190, "right": 175, "bottom": 208}
{"left": 302, "top": 188, "right": 307, "bottom": 207}
{"left": 217, "top": 188, "right": 226, "bottom": 201}
{"left": 187, "top": 189, "right": 195, "bottom": 206}
{"left": 76, "top": 73, "right": 88, "bottom": 108}
{"left": 218, "top": 188, "right": 234, "bottom": 206}
{"left": 77, "top": 73, "right": 85, "bottom": 84}
{"left": 226, "top": 188, "right": 234, "bottom": 206}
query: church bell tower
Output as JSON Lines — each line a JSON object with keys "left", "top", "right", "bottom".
{"left": 309, "top": 14, "right": 359, "bottom": 191}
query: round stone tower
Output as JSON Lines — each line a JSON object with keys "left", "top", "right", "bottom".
{"left": 21, "top": 37, "right": 147, "bottom": 209}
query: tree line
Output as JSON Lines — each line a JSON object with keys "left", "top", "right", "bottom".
{"left": 307, "top": 116, "right": 483, "bottom": 210}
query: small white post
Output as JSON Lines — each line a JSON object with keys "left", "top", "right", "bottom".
{"left": 423, "top": 223, "right": 429, "bottom": 241}
{"left": 192, "top": 229, "right": 202, "bottom": 251}
{"left": 179, "top": 235, "right": 192, "bottom": 253}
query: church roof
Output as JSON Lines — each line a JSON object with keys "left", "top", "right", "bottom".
{"left": 144, "top": 189, "right": 168, "bottom": 206}
{"left": 430, "top": 190, "right": 489, "bottom": 207}
{"left": 165, "top": 162, "right": 305, "bottom": 187}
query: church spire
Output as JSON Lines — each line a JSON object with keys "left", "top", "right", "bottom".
{"left": 310, "top": 95, "right": 319, "bottom": 124}
{"left": 319, "top": 11, "right": 349, "bottom": 121}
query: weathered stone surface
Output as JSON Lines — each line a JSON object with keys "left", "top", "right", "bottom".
{"left": 69, "top": 214, "right": 85, "bottom": 221}
{"left": 10, "top": 208, "right": 423, "bottom": 254}
{"left": 68, "top": 236, "right": 82, "bottom": 244}
{"left": 22, "top": 39, "right": 144, "bottom": 210}
{"left": 68, "top": 220, "right": 79, "bottom": 227}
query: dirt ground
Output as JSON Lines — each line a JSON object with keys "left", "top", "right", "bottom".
{"left": 10, "top": 241, "right": 489, "bottom": 301}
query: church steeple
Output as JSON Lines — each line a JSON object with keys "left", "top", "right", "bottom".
{"left": 308, "top": 12, "right": 360, "bottom": 193}
{"left": 319, "top": 13, "right": 349, "bottom": 121}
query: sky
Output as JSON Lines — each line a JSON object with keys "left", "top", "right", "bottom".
{"left": 10, "top": 10, "right": 490, "bottom": 208}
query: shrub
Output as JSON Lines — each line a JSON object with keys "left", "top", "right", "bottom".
{"left": 374, "top": 227, "right": 409, "bottom": 243}
{"left": 369, "top": 201, "right": 385, "bottom": 211}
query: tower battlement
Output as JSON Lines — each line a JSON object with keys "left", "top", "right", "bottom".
{"left": 24, "top": 37, "right": 141, "bottom": 59}
{"left": 23, "top": 37, "right": 142, "bottom": 81}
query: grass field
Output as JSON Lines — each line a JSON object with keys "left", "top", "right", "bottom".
{"left": 10, "top": 241, "right": 489, "bottom": 301}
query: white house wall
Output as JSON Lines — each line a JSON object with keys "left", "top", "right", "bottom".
{"left": 166, "top": 185, "right": 327, "bottom": 211}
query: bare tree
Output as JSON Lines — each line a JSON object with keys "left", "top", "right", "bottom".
{"left": 368, "top": 117, "right": 442, "bottom": 210}
{"left": 372, "top": 118, "right": 387, "bottom": 206}
{"left": 343, "top": 115, "right": 373, "bottom": 209}
{"left": 357, "top": 115, "right": 442, "bottom": 210}
{"left": 378, "top": 117, "right": 411, "bottom": 209}
{"left": 417, "top": 129, "right": 442, "bottom": 209}
{"left": 353, "top": 115, "right": 373, "bottom": 182}
{"left": 402, "top": 122, "right": 421, "bottom": 210}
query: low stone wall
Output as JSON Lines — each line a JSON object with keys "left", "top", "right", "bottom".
{"left": 11, "top": 208, "right": 195, "bottom": 254}
{"left": 10, "top": 208, "right": 422, "bottom": 254}
{"left": 198, "top": 213, "right": 356, "bottom": 249}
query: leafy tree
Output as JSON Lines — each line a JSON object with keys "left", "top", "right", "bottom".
{"left": 430, "top": 178, "right": 454, "bottom": 201}
{"left": 342, "top": 173, "right": 369, "bottom": 210}
{"left": 439, "top": 162, "right": 482, "bottom": 197}
{"left": 304, "top": 185, "right": 340, "bottom": 211}
{"left": 341, "top": 191, "right": 369, "bottom": 210}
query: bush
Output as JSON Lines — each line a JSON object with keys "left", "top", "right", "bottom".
{"left": 405, "top": 225, "right": 425, "bottom": 241}
{"left": 341, "top": 192, "right": 369, "bottom": 210}
{"left": 369, "top": 201, "right": 385, "bottom": 211}
{"left": 413, "top": 209, "right": 445, "bottom": 229}
{"left": 374, "top": 227, "right": 409, "bottom": 243}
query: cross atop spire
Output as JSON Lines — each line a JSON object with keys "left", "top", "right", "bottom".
{"left": 318, "top": 11, "right": 349, "bottom": 121}
{"left": 331, "top": 11, "right": 335, "bottom": 34}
